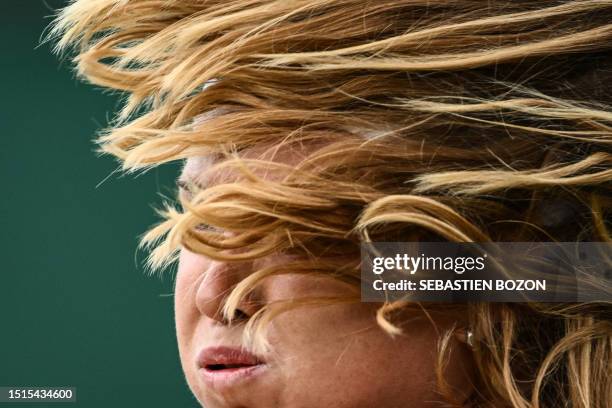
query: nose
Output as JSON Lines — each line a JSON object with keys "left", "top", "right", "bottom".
{"left": 195, "top": 259, "right": 259, "bottom": 323}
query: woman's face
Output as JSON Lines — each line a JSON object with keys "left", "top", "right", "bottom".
{"left": 174, "top": 152, "right": 474, "bottom": 408}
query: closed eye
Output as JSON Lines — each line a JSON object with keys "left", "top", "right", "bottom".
{"left": 195, "top": 223, "right": 217, "bottom": 232}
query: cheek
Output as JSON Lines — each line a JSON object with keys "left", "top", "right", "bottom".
{"left": 174, "top": 250, "right": 207, "bottom": 372}
{"left": 265, "top": 303, "right": 463, "bottom": 408}
{"left": 175, "top": 250, "right": 202, "bottom": 326}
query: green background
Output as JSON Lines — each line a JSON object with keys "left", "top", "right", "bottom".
{"left": 1, "top": 1, "right": 196, "bottom": 406}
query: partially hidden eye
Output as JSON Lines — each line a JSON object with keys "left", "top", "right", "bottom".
{"left": 194, "top": 223, "right": 217, "bottom": 232}
{"left": 176, "top": 180, "right": 221, "bottom": 233}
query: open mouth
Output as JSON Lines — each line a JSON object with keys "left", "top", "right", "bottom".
{"left": 197, "top": 346, "right": 268, "bottom": 390}
{"left": 197, "top": 345, "right": 268, "bottom": 389}
{"left": 198, "top": 346, "right": 264, "bottom": 369}
{"left": 204, "top": 363, "right": 260, "bottom": 371}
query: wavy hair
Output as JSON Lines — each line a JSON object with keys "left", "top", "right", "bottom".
{"left": 51, "top": 1, "right": 611, "bottom": 407}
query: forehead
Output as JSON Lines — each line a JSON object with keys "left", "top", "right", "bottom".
{"left": 178, "top": 141, "right": 326, "bottom": 187}
{"left": 180, "top": 155, "right": 216, "bottom": 186}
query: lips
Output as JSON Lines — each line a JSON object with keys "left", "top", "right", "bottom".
{"left": 197, "top": 346, "right": 267, "bottom": 390}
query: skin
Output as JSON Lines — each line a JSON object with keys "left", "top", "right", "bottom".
{"left": 174, "top": 144, "right": 475, "bottom": 408}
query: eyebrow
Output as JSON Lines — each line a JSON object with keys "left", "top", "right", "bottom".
{"left": 176, "top": 178, "right": 208, "bottom": 192}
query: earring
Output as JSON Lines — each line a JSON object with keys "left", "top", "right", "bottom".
{"left": 466, "top": 329, "right": 474, "bottom": 348}
{"left": 456, "top": 327, "right": 475, "bottom": 348}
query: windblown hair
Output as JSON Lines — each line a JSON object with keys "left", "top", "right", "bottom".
{"left": 51, "top": 1, "right": 611, "bottom": 407}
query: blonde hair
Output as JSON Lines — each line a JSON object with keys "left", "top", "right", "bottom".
{"left": 51, "top": 1, "right": 611, "bottom": 407}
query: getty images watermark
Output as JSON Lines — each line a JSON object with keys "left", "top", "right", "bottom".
{"left": 361, "top": 242, "right": 612, "bottom": 302}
